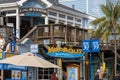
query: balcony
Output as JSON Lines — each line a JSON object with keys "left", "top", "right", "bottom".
{"left": 18, "top": 24, "right": 120, "bottom": 52}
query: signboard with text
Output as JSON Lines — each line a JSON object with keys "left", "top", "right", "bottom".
{"left": 0, "top": 49, "right": 4, "bottom": 59}
{"left": 46, "top": 47, "right": 84, "bottom": 58}
{"left": 30, "top": 44, "right": 38, "bottom": 53}
{"left": 82, "top": 40, "right": 100, "bottom": 52}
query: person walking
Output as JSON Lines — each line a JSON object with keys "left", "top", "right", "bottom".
{"left": 50, "top": 72, "right": 57, "bottom": 80}
{"left": 94, "top": 69, "right": 100, "bottom": 80}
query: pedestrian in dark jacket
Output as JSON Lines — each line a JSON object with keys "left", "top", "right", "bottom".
{"left": 94, "top": 74, "right": 99, "bottom": 80}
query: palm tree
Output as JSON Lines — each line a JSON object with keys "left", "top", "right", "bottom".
{"left": 91, "top": 0, "right": 120, "bottom": 76}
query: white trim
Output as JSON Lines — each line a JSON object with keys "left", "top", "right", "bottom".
{"left": 17, "top": 0, "right": 27, "bottom": 6}
{"left": 0, "top": 0, "right": 27, "bottom": 7}
{"left": 1, "top": 7, "right": 17, "bottom": 11}
{"left": 0, "top": 3, "right": 18, "bottom": 7}
{"left": 0, "top": 0, "right": 52, "bottom": 8}
{"left": 41, "top": 0, "right": 52, "bottom": 7}
{"left": 6, "top": 13, "right": 17, "bottom": 16}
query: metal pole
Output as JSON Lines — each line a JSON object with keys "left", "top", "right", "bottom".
{"left": 89, "top": 52, "right": 92, "bottom": 80}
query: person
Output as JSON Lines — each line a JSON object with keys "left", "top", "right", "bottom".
{"left": 102, "top": 73, "right": 107, "bottom": 80}
{"left": 50, "top": 72, "right": 57, "bottom": 80}
{"left": 99, "top": 66, "right": 104, "bottom": 80}
{"left": 113, "top": 72, "right": 120, "bottom": 80}
{"left": 94, "top": 69, "right": 100, "bottom": 80}
{"left": 9, "top": 33, "right": 18, "bottom": 42}
{"left": 63, "top": 71, "right": 66, "bottom": 80}
{"left": 0, "top": 35, "right": 6, "bottom": 50}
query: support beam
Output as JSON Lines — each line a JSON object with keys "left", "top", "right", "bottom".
{"left": 16, "top": 8, "right": 20, "bottom": 39}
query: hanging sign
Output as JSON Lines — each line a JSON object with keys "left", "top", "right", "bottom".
{"left": 82, "top": 40, "right": 100, "bottom": 52}
{"left": 30, "top": 44, "right": 38, "bottom": 53}
{"left": 10, "top": 41, "right": 16, "bottom": 53}
{"left": 46, "top": 47, "right": 84, "bottom": 58}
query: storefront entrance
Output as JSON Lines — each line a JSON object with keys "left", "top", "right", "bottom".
{"left": 62, "top": 62, "right": 80, "bottom": 80}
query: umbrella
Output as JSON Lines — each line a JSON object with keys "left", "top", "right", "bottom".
{"left": 0, "top": 52, "right": 60, "bottom": 68}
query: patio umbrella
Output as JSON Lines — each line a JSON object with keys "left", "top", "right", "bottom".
{"left": 0, "top": 52, "right": 60, "bottom": 68}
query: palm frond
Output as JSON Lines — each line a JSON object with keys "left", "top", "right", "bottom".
{"left": 91, "top": 1, "right": 120, "bottom": 41}
{"left": 101, "top": 5, "right": 111, "bottom": 17}
{"left": 101, "top": 29, "right": 111, "bottom": 40}
{"left": 91, "top": 17, "right": 106, "bottom": 25}
{"left": 116, "top": 24, "right": 120, "bottom": 34}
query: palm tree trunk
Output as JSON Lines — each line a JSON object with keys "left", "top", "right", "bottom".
{"left": 114, "top": 29, "right": 117, "bottom": 76}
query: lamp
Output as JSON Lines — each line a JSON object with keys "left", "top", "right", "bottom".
{"left": 88, "top": 26, "right": 93, "bottom": 38}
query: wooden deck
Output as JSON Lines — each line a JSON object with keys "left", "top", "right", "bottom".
{"left": 19, "top": 24, "right": 120, "bottom": 51}
{"left": 0, "top": 24, "right": 119, "bottom": 52}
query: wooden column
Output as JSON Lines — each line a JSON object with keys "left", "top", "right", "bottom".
{"left": 74, "top": 27, "right": 77, "bottom": 46}
{"left": 1, "top": 70, "right": 4, "bottom": 80}
{"left": 65, "top": 25, "right": 67, "bottom": 42}
{"left": 50, "top": 24, "right": 53, "bottom": 43}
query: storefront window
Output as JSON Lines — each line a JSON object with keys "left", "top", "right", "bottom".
{"left": 4, "top": 70, "right": 11, "bottom": 80}
{"left": 38, "top": 68, "right": 54, "bottom": 79}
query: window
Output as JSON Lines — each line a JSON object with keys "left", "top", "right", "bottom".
{"left": 59, "top": 14, "right": 65, "bottom": 18}
{"left": 67, "top": 16, "right": 73, "bottom": 20}
{"left": 38, "top": 60, "right": 55, "bottom": 79}
{"left": 75, "top": 18, "right": 81, "bottom": 23}
{"left": 48, "top": 11, "right": 57, "bottom": 16}
{"left": 38, "top": 68, "right": 54, "bottom": 79}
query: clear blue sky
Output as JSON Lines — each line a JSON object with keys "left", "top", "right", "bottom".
{"left": 59, "top": 0, "right": 106, "bottom": 17}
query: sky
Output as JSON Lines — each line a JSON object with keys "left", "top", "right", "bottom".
{"left": 59, "top": 0, "right": 75, "bottom": 2}
{"left": 59, "top": 0, "right": 106, "bottom": 17}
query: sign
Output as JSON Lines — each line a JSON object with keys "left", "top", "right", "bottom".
{"left": 3, "top": 64, "right": 27, "bottom": 70}
{"left": 10, "top": 41, "right": 16, "bottom": 53}
{"left": 12, "top": 70, "right": 21, "bottom": 79}
{"left": 91, "top": 40, "right": 100, "bottom": 52}
{"left": 46, "top": 47, "right": 84, "bottom": 58}
{"left": 0, "top": 64, "right": 27, "bottom": 70}
{"left": 19, "top": 7, "right": 47, "bottom": 15}
{"left": 82, "top": 40, "right": 90, "bottom": 52}
{"left": 25, "top": 12, "right": 41, "bottom": 16}
{"left": 30, "top": 44, "right": 38, "bottom": 53}
{"left": 67, "top": 68, "right": 78, "bottom": 80}
{"left": 6, "top": 23, "right": 14, "bottom": 27}
{"left": 43, "top": 39, "right": 50, "bottom": 45}
{"left": 0, "top": 49, "right": 4, "bottom": 59}
{"left": 82, "top": 40, "right": 100, "bottom": 52}
{"left": 22, "top": 71, "right": 27, "bottom": 80}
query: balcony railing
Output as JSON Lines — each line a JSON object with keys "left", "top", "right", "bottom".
{"left": 18, "top": 24, "right": 120, "bottom": 51}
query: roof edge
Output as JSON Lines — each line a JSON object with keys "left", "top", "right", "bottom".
{"left": 0, "top": 2, "right": 18, "bottom": 7}
{"left": 41, "top": 0, "right": 52, "bottom": 7}
{"left": 0, "top": 0, "right": 52, "bottom": 8}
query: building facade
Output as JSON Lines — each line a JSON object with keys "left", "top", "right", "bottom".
{"left": 0, "top": 0, "right": 92, "bottom": 80}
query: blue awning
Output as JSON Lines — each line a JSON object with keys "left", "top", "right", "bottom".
{"left": 0, "top": 64, "right": 27, "bottom": 70}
